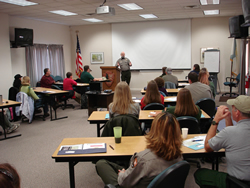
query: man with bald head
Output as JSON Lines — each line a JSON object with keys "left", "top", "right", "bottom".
{"left": 116, "top": 52, "right": 132, "bottom": 85}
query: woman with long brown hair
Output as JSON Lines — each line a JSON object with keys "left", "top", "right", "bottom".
{"left": 95, "top": 112, "right": 183, "bottom": 187}
{"left": 166, "top": 88, "right": 201, "bottom": 121}
{"left": 198, "top": 70, "right": 216, "bottom": 98}
{"left": 109, "top": 81, "right": 140, "bottom": 118}
{"left": 140, "top": 80, "right": 164, "bottom": 110}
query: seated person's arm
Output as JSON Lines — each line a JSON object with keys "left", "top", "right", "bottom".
{"left": 205, "top": 105, "right": 231, "bottom": 152}
{"left": 30, "top": 88, "right": 39, "bottom": 100}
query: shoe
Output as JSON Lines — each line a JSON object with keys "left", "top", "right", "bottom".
{"left": 6, "top": 124, "right": 20, "bottom": 134}
{"left": 44, "top": 113, "right": 50, "bottom": 117}
{"left": 35, "top": 109, "right": 42, "bottom": 114}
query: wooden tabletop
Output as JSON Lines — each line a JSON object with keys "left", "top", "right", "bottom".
{"left": 178, "top": 79, "right": 188, "bottom": 83}
{"left": 52, "top": 134, "right": 223, "bottom": 159}
{"left": 0, "top": 99, "right": 21, "bottom": 108}
{"left": 141, "top": 88, "right": 180, "bottom": 94}
{"left": 55, "top": 82, "right": 89, "bottom": 87}
{"left": 33, "top": 87, "right": 69, "bottom": 94}
{"left": 88, "top": 109, "right": 210, "bottom": 122}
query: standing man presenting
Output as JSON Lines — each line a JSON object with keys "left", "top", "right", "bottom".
{"left": 116, "top": 52, "right": 132, "bottom": 85}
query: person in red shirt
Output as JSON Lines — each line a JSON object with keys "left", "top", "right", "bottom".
{"left": 63, "top": 72, "right": 77, "bottom": 99}
{"left": 140, "top": 80, "right": 164, "bottom": 110}
{"left": 40, "top": 68, "right": 55, "bottom": 88}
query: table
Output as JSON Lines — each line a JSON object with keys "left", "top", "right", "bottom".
{"left": 85, "top": 91, "right": 114, "bottom": 116}
{"left": 55, "top": 81, "right": 89, "bottom": 87}
{"left": 52, "top": 135, "right": 225, "bottom": 188}
{"left": 141, "top": 88, "right": 180, "bottom": 95}
{"left": 88, "top": 110, "right": 210, "bottom": 137}
{"left": 33, "top": 87, "right": 69, "bottom": 121}
{"left": 178, "top": 79, "right": 188, "bottom": 83}
{"left": 177, "top": 83, "right": 190, "bottom": 88}
{"left": 0, "top": 99, "right": 22, "bottom": 141}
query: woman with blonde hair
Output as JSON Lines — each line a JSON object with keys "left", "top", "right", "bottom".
{"left": 96, "top": 112, "right": 183, "bottom": 187}
{"left": 199, "top": 70, "right": 216, "bottom": 98}
{"left": 109, "top": 81, "right": 140, "bottom": 118}
{"left": 20, "top": 76, "right": 39, "bottom": 100}
{"left": 166, "top": 88, "right": 202, "bottom": 121}
{"left": 140, "top": 80, "right": 164, "bottom": 110}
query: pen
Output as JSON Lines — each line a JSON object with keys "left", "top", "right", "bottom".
{"left": 109, "top": 145, "right": 114, "bottom": 150}
{"left": 192, "top": 139, "right": 203, "bottom": 142}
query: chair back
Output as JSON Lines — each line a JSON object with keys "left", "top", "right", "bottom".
{"left": 101, "top": 114, "right": 142, "bottom": 137}
{"left": 16, "top": 92, "right": 34, "bottom": 123}
{"left": 176, "top": 116, "right": 200, "bottom": 134}
{"left": 8, "top": 87, "right": 19, "bottom": 101}
{"left": 164, "top": 81, "right": 176, "bottom": 89}
{"left": 226, "top": 175, "right": 250, "bottom": 188}
{"left": 159, "top": 91, "right": 166, "bottom": 97}
{"left": 195, "top": 98, "right": 216, "bottom": 118}
{"left": 51, "top": 84, "right": 62, "bottom": 90}
{"left": 147, "top": 160, "right": 190, "bottom": 188}
{"left": 236, "top": 73, "right": 241, "bottom": 84}
{"left": 143, "top": 103, "right": 165, "bottom": 110}
{"left": 54, "top": 75, "right": 63, "bottom": 82}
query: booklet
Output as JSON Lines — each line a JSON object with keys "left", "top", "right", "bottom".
{"left": 183, "top": 136, "right": 206, "bottom": 151}
{"left": 58, "top": 143, "right": 106, "bottom": 155}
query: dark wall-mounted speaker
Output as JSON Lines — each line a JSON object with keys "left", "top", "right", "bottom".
{"left": 242, "top": 0, "right": 250, "bottom": 27}
{"left": 229, "top": 15, "right": 248, "bottom": 38}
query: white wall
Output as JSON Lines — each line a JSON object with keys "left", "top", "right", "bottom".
{"left": 0, "top": 13, "right": 13, "bottom": 99}
{"left": 70, "top": 17, "right": 236, "bottom": 92}
{"left": 9, "top": 16, "right": 72, "bottom": 79}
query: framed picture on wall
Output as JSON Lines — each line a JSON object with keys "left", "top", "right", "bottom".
{"left": 200, "top": 47, "right": 219, "bottom": 63}
{"left": 91, "top": 52, "right": 104, "bottom": 64}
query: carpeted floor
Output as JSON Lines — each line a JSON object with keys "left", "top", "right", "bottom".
{"left": 0, "top": 91, "right": 228, "bottom": 188}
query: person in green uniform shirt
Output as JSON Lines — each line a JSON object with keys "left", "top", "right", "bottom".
{"left": 80, "top": 65, "right": 102, "bottom": 83}
{"left": 115, "top": 52, "right": 132, "bottom": 85}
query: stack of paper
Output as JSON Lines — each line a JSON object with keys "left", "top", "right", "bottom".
{"left": 183, "top": 136, "right": 206, "bottom": 150}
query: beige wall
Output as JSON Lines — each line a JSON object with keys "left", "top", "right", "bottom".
{"left": 71, "top": 17, "right": 237, "bottom": 92}
{"left": 9, "top": 16, "right": 72, "bottom": 79}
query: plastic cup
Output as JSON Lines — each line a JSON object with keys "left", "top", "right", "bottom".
{"left": 182, "top": 128, "right": 188, "bottom": 139}
{"left": 113, "top": 126, "right": 122, "bottom": 143}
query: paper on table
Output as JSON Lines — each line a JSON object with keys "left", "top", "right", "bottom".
{"left": 166, "top": 97, "right": 177, "bottom": 101}
{"left": 133, "top": 100, "right": 141, "bottom": 103}
{"left": 42, "top": 91, "right": 55, "bottom": 93}
{"left": 105, "top": 114, "right": 109, "bottom": 119}
{"left": 132, "top": 97, "right": 136, "bottom": 99}
{"left": 201, "top": 114, "right": 205, "bottom": 118}
{"left": 183, "top": 135, "right": 206, "bottom": 150}
{"left": 83, "top": 143, "right": 106, "bottom": 149}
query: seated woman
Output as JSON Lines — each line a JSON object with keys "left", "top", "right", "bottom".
{"left": 154, "top": 77, "right": 168, "bottom": 97}
{"left": 166, "top": 88, "right": 202, "bottom": 122}
{"left": 190, "top": 64, "right": 200, "bottom": 75}
{"left": 109, "top": 82, "right": 140, "bottom": 118}
{"left": 198, "top": 70, "right": 216, "bottom": 98}
{"left": 63, "top": 72, "right": 77, "bottom": 99}
{"left": 95, "top": 112, "right": 183, "bottom": 188}
{"left": 140, "top": 80, "right": 164, "bottom": 110}
{"left": 0, "top": 163, "right": 20, "bottom": 188}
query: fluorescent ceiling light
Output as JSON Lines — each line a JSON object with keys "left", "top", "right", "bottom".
{"left": 49, "top": 10, "right": 77, "bottom": 16}
{"left": 203, "top": 10, "right": 219, "bottom": 15}
{"left": 83, "top": 18, "right": 103, "bottom": 23}
{"left": 0, "top": 0, "right": 38, "bottom": 6}
{"left": 139, "top": 14, "right": 158, "bottom": 19}
{"left": 200, "top": 0, "right": 220, "bottom": 5}
{"left": 117, "top": 3, "right": 143, "bottom": 10}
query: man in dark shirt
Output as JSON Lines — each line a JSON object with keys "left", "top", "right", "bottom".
{"left": 40, "top": 68, "right": 55, "bottom": 88}
{"left": 80, "top": 65, "right": 102, "bottom": 83}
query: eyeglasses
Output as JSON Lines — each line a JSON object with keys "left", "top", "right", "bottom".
{"left": 0, "top": 168, "right": 13, "bottom": 181}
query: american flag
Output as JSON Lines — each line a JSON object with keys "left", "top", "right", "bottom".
{"left": 75, "top": 34, "right": 83, "bottom": 78}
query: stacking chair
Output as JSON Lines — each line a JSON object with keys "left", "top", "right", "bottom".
{"left": 164, "top": 81, "right": 176, "bottom": 89}
{"left": 176, "top": 116, "right": 201, "bottom": 168}
{"left": 196, "top": 98, "right": 216, "bottom": 133}
{"left": 54, "top": 75, "right": 63, "bottom": 82}
{"left": 51, "top": 85, "right": 75, "bottom": 110}
{"left": 104, "top": 160, "right": 190, "bottom": 188}
{"left": 226, "top": 175, "right": 250, "bottom": 188}
{"left": 222, "top": 73, "right": 240, "bottom": 97}
{"left": 143, "top": 103, "right": 165, "bottom": 110}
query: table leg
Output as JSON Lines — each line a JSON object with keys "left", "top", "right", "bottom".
{"left": 97, "top": 123, "right": 100, "bottom": 137}
{"left": 212, "top": 159, "right": 215, "bottom": 170}
{"left": 216, "top": 156, "right": 219, "bottom": 171}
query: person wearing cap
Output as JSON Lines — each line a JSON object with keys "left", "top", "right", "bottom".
{"left": 194, "top": 95, "right": 250, "bottom": 187}
{"left": 80, "top": 65, "right": 102, "bottom": 83}
{"left": 40, "top": 68, "right": 55, "bottom": 88}
{"left": 162, "top": 67, "right": 178, "bottom": 87}
{"left": 116, "top": 52, "right": 132, "bottom": 85}
{"left": 13, "top": 74, "right": 22, "bottom": 90}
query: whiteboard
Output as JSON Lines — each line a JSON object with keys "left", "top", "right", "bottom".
{"left": 204, "top": 50, "right": 220, "bottom": 73}
{"left": 111, "top": 19, "right": 191, "bottom": 70}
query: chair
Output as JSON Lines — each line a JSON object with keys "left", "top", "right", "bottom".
{"left": 222, "top": 73, "right": 240, "bottom": 97}
{"left": 54, "top": 75, "right": 63, "bottom": 82}
{"left": 101, "top": 114, "right": 142, "bottom": 137}
{"left": 196, "top": 98, "right": 216, "bottom": 133}
{"left": 51, "top": 85, "right": 75, "bottom": 110}
{"left": 143, "top": 103, "right": 165, "bottom": 110}
{"left": 147, "top": 160, "right": 190, "bottom": 188}
{"left": 104, "top": 161, "right": 190, "bottom": 188}
{"left": 226, "top": 175, "right": 250, "bottom": 188}
{"left": 159, "top": 90, "right": 166, "bottom": 97}
{"left": 164, "top": 81, "right": 176, "bottom": 89}
{"left": 176, "top": 116, "right": 201, "bottom": 168}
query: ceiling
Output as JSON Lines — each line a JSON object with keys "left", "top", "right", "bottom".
{"left": 0, "top": 0, "right": 243, "bottom": 26}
